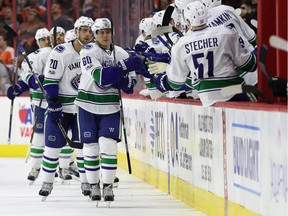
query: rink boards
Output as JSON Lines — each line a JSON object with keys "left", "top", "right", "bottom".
{"left": 0, "top": 96, "right": 287, "bottom": 216}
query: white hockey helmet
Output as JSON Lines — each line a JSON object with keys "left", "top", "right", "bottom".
{"left": 152, "top": 10, "right": 165, "bottom": 28}
{"left": 74, "top": 16, "right": 94, "bottom": 29}
{"left": 175, "top": 0, "right": 198, "bottom": 10}
{"left": 35, "top": 28, "right": 50, "bottom": 41}
{"left": 50, "top": 26, "right": 65, "bottom": 35}
{"left": 184, "top": 1, "right": 208, "bottom": 27}
{"left": 92, "top": 18, "right": 112, "bottom": 37}
{"left": 139, "top": 17, "right": 154, "bottom": 36}
{"left": 64, "top": 29, "right": 76, "bottom": 43}
{"left": 201, "top": 0, "right": 221, "bottom": 9}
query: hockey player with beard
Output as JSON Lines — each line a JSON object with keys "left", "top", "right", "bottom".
{"left": 7, "top": 28, "right": 51, "bottom": 184}
{"left": 74, "top": 18, "right": 144, "bottom": 204}
{"left": 151, "top": 1, "right": 257, "bottom": 107}
{"left": 39, "top": 16, "right": 94, "bottom": 200}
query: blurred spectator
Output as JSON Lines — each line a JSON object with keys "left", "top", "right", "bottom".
{"left": 0, "top": 59, "right": 11, "bottom": 94}
{"left": 18, "top": 8, "right": 45, "bottom": 54}
{"left": 21, "top": 0, "right": 46, "bottom": 23}
{"left": 51, "top": 1, "right": 74, "bottom": 31}
{"left": 2, "top": 7, "right": 19, "bottom": 29}
{"left": 0, "top": 31, "right": 15, "bottom": 68}
{"left": 240, "top": 0, "right": 257, "bottom": 32}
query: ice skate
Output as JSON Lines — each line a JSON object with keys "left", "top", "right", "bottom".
{"left": 103, "top": 183, "right": 114, "bottom": 207}
{"left": 39, "top": 182, "right": 53, "bottom": 201}
{"left": 113, "top": 176, "right": 119, "bottom": 188}
{"left": 81, "top": 182, "right": 91, "bottom": 196}
{"left": 58, "top": 168, "right": 72, "bottom": 184}
{"left": 68, "top": 161, "right": 79, "bottom": 178}
{"left": 27, "top": 168, "right": 40, "bottom": 184}
{"left": 89, "top": 183, "right": 101, "bottom": 207}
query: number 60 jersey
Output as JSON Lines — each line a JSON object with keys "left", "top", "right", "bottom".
{"left": 166, "top": 25, "right": 256, "bottom": 107}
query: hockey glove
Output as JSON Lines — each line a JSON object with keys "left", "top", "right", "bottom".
{"left": 112, "top": 75, "right": 135, "bottom": 94}
{"left": 147, "top": 53, "right": 171, "bottom": 63}
{"left": 118, "top": 55, "right": 146, "bottom": 74}
{"left": 267, "top": 77, "right": 287, "bottom": 98}
{"left": 47, "top": 101, "right": 63, "bottom": 122}
{"left": 154, "top": 73, "right": 173, "bottom": 93}
{"left": 134, "top": 41, "right": 156, "bottom": 54}
{"left": 148, "top": 62, "right": 169, "bottom": 75}
{"left": 7, "top": 81, "right": 29, "bottom": 100}
{"left": 28, "top": 74, "right": 44, "bottom": 90}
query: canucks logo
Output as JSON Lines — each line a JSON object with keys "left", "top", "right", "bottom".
{"left": 71, "top": 73, "right": 81, "bottom": 90}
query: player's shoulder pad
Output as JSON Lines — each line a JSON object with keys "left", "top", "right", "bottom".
{"left": 55, "top": 45, "right": 65, "bottom": 53}
{"left": 83, "top": 44, "right": 93, "bottom": 50}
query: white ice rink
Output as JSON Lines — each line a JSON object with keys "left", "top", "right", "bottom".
{"left": 0, "top": 158, "right": 207, "bottom": 216}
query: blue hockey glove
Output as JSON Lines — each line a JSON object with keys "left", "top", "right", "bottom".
{"left": 112, "top": 75, "right": 135, "bottom": 94}
{"left": 147, "top": 53, "right": 171, "bottom": 63}
{"left": 7, "top": 81, "right": 29, "bottom": 100}
{"left": 47, "top": 101, "right": 63, "bottom": 122}
{"left": 118, "top": 55, "right": 146, "bottom": 74}
{"left": 28, "top": 74, "right": 44, "bottom": 90}
{"left": 154, "top": 73, "right": 173, "bottom": 93}
{"left": 135, "top": 41, "right": 156, "bottom": 54}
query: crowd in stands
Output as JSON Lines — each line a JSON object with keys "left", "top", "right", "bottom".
{"left": 0, "top": 0, "right": 258, "bottom": 95}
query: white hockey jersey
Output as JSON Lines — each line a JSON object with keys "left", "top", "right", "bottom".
{"left": 74, "top": 42, "right": 129, "bottom": 115}
{"left": 43, "top": 42, "right": 81, "bottom": 114}
{"left": 21, "top": 47, "right": 51, "bottom": 108}
{"left": 166, "top": 25, "right": 256, "bottom": 107}
{"left": 207, "top": 5, "right": 257, "bottom": 85}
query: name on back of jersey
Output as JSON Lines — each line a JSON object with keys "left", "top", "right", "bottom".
{"left": 185, "top": 38, "right": 219, "bottom": 54}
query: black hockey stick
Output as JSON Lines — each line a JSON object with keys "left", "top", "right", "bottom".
{"left": 110, "top": 19, "right": 132, "bottom": 174}
{"left": 259, "top": 44, "right": 271, "bottom": 80}
{"left": 18, "top": 44, "right": 83, "bottom": 149}
{"left": 3, "top": 24, "right": 83, "bottom": 149}
{"left": 3, "top": 24, "right": 19, "bottom": 144}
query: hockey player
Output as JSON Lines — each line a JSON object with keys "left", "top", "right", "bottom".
{"left": 39, "top": 16, "right": 94, "bottom": 200}
{"left": 50, "top": 26, "right": 65, "bottom": 48}
{"left": 50, "top": 26, "right": 80, "bottom": 180}
{"left": 74, "top": 18, "right": 144, "bottom": 203}
{"left": 201, "top": 0, "right": 258, "bottom": 86}
{"left": 7, "top": 28, "right": 51, "bottom": 184}
{"left": 150, "top": 1, "right": 257, "bottom": 107}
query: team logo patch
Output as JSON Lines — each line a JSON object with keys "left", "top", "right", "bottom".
{"left": 70, "top": 73, "right": 81, "bottom": 90}
{"left": 55, "top": 45, "right": 65, "bottom": 53}
{"left": 84, "top": 131, "right": 91, "bottom": 138}
{"left": 48, "top": 70, "right": 56, "bottom": 74}
{"left": 48, "top": 135, "right": 56, "bottom": 141}
{"left": 84, "top": 44, "right": 92, "bottom": 49}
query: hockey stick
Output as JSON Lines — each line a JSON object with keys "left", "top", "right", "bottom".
{"left": 220, "top": 84, "right": 273, "bottom": 103}
{"left": 3, "top": 24, "right": 19, "bottom": 144}
{"left": 259, "top": 44, "right": 271, "bottom": 80}
{"left": 18, "top": 45, "right": 83, "bottom": 149}
{"left": 110, "top": 19, "right": 132, "bottom": 174}
{"left": 269, "top": 35, "right": 288, "bottom": 52}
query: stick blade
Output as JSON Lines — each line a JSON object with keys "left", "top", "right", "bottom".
{"left": 269, "top": 35, "right": 288, "bottom": 52}
{"left": 220, "top": 84, "right": 242, "bottom": 97}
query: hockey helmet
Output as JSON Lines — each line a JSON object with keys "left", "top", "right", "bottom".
{"left": 139, "top": 17, "right": 154, "bottom": 36}
{"left": 35, "top": 28, "right": 50, "bottom": 41}
{"left": 152, "top": 10, "right": 165, "bottom": 28}
{"left": 184, "top": 1, "right": 208, "bottom": 27}
{"left": 175, "top": 0, "right": 198, "bottom": 10}
{"left": 64, "top": 29, "right": 76, "bottom": 43}
{"left": 74, "top": 16, "right": 94, "bottom": 29}
{"left": 50, "top": 26, "right": 65, "bottom": 35}
{"left": 201, "top": 0, "right": 221, "bottom": 9}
